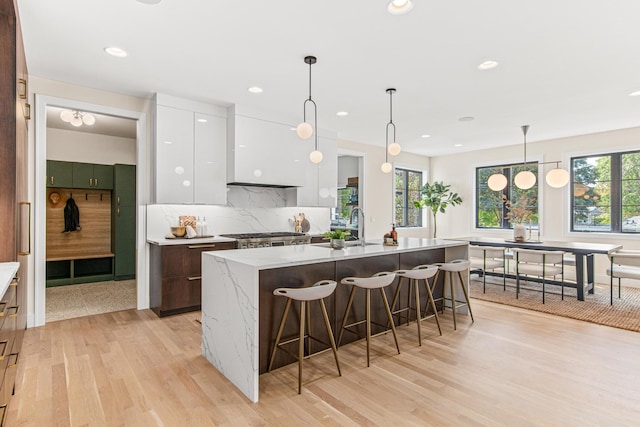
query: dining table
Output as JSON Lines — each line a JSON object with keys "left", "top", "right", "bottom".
{"left": 454, "top": 237, "right": 622, "bottom": 301}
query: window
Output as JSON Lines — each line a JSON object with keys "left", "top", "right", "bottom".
{"left": 395, "top": 168, "right": 423, "bottom": 227}
{"left": 571, "top": 150, "right": 640, "bottom": 233}
{"left": 476, "top": 164, "right": 539, "bottom": 229}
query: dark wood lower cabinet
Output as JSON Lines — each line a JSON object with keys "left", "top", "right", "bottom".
{"left": 258, "top": 248, "right": 446, "bottom": 373}
{"left": 150, "top": 242, "right": 235, "bottom": 317}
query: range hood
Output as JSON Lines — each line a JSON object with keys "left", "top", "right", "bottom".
{"left": 227, "top": 106, "right": 308, "bottom": 188}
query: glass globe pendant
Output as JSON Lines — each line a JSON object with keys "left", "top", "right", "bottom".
{"left": 296, "top": 55, "right": 323, "bottom": 162}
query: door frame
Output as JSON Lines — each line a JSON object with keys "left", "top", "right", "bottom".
{"left": 33, "top": 94, "right": 148, "bottom": 327}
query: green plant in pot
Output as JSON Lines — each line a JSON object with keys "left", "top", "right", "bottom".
{"left": 323, "top": 230, "right": 350, "bottom": 249}
{"left": 413, "top": 181, "right": 462, "bottom": 238}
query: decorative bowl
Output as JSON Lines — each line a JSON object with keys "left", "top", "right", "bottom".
{"left": 171, "top": 226, "right": 187, "bottom": 237}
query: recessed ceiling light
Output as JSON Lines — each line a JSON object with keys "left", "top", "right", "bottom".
{"left": 196, "top": 118, "right": 208, "bottom": 123}
{"left": 163, "top": 141, "right": 173, "bottom": 145}
{"left": 629, "top": 90, "right": 640, "bottom": 97}
{"left": 248, "top": 86, "right": 263, "bottom": 93}
{"left": 289, "top": 127, "right": 296, "bottom": 131}
{"left": 388, "top": 0, "right": 414, "bottom": 14}
{"left": 104, "top": 47, "right": 127, "bottom": 58}
{"left": 421, "top": 134, "right": 431, "bottom": 138}
{"left": 458, "top": 116, "right": 475, "bottom": 122}
{"left": 454, "top": 144, "right": 463, "bottom": 147}
{"left": 478, "top": 61, "right": 499, "bottom": 70}
{"left": 336, "top": 111, "right": 349, "bottom": 117}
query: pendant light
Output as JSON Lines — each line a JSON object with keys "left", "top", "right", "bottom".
{"left": 296, "top": 55, "right": 323, "bottom": 164}
{"left": 487, "top": 173, "right": 508, "bottom": 191}
{"left": 381, "top": 88, "right": 400, "bottom": 173}
{"left": 545, "top": 161, "right": 570, "bottom": 188}
{"left": 514, "top": 125, "right": 536, "bottom": 189}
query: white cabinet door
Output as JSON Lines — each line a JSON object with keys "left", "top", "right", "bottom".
{"left": 155, "top": 105, "right": 194, "bottom": 203}
{"left": 230, "top": 115, "right": 306, "bottom": 187}
{"left": 295, "top": 136, "right": 337, "bottom": 207}
{"left": 194, "top": 113, "right": 226, "bottom": 205}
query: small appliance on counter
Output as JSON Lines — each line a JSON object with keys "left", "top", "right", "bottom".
{"left": 166, "top": 215, "right": 213, "bottom": 239}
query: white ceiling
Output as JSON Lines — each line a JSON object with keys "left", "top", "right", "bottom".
{"left": 17, "top": 0, "right": 640, "bottom": 156}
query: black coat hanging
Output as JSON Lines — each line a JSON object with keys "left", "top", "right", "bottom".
{"left": 63, "top": 196, "right": 81, "bottom": 232}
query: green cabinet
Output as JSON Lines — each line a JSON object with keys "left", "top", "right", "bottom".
{"left": 47, "top": 160, "right": 113, "bottom": 189}
{"left": 72, "top": 162, "right": 113, "bottom": 189}
{"left": 46, "top": 160, "right": 73, "bottom": 188}
{"left": 112, "top": 164, "right": 136, "bottom": 280}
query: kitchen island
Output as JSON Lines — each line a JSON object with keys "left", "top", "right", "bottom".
{"left": 201, "top": 238, "right": 468, "bottom": 402}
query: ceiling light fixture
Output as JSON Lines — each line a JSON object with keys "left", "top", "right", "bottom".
{"left": 421, "top": 134, "right": 431, "bottom": 138}
{"left": 382, "top": 88, "right": 401, "bottom": 173}
{"left": 248, "top": 86, "right": 263, "bottom": 93}
{"left": 60, "top": 110, "right": 96, "bottom": 127}
{"left": 478, "top": 60, "right": 499, "bottom": 70}
{"left": 513, "top": 125, "right": 536, "bottom": 189}
{"left": 296, "top": 55, "right": 322, "bottom": 163}
{"left": 104, "top": 46, "right": 127, "bottom": 58}
{"left": 487, "top": 125, "right": 570, "bottom": 191}
{"left": 629, "top": 90, "right": 640, "bottom": 97}
{"left": 336, "top": 111, "right": 349, "bottom": 116}
{"left": 387, "top": 0, "right": 414, "bottom": 15}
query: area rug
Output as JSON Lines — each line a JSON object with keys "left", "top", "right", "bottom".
{"left": 469, "top": 277, "right": 640, "bottom": 332}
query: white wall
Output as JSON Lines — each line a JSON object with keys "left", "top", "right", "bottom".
{"left": 47, "top": 128, "right": 136, "bottom": 165}
{"left": 431, "top": 126, "right": 640, "bottom": 284}
{"left": 337, "top": 155, "right": 359, "bottom": 188}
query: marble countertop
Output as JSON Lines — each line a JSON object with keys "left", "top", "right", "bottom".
{"left": 0, "top": 262, "right": 20, "bottom": 298}
{"left": 147, "top": 236, "right": 237, "bottom": 246}
{"left": 203, "top": 237, "right": 467, "bottom": 269}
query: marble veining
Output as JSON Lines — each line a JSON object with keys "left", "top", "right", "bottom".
{"left": 201, "top": 238, "right": 468, "bottom": 402}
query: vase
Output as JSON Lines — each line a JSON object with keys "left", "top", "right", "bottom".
{"left": 330, "top": 238, "right": 345, "bottom": 249}
{"left": 513, "top": 223, "right": 527, "bottom": 242}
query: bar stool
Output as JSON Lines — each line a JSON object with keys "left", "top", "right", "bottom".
{"left": 434, "top": 259, "right": 474, "bottom": 330}
{"left": 390, "top": 265, "right": 442, "bottom": 346}
{"left": 337, "top": 272, "right": 400, "bottom": 367}
{"left": 268, "top": 280, "right": 341, "bottom": 394}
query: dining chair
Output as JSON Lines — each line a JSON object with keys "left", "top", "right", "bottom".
{"left": 606, "top": 249, "right": 640, "bottom": 305}
{"left": 469, "top": 245, "right": 507, "bottom": 292}
{"left": 512, "top": 248, "right": 565, "bottom": 303}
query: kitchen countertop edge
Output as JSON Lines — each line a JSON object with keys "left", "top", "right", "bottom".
{"left": 0, "top": 262, "right": 20, "bottom": 298}
{"left": 147, "top": 236, "right": 237, "bottom": 246}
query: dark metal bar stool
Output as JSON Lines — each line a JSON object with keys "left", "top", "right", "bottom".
{"left": 434, "top": 259, "right": 474, "bottom": 330}
{"left": 391, "top": 265, "right": 442, "bottom": 345}
{"left": 268, "top": 280, "right": 341, "bottom": 394}
{"left": 337, "top": 272, "right": 399, "bottom": 367}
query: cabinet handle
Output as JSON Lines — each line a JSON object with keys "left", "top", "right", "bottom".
{"left": 95, "top": 178, "right": 98, "bottom": 186}
{"left": 90, "top": 178, "right": 93, "bottom": 187}
{"left": 187, "top": 276, "right": 201, "bottom": 281}
{"left": 50, "top": 176, "right": 54, "bottom": 185}
{"left": 18, "top": 78, "right": 27, "bottom": 99}
{"left": 10, "top": 277, "right": 19, "bottom": 286}
{"left": 117, "top": 196, "right": 120, "bottom": 205}
{"left": 0, "top": 302, "right": 7, "bottom": 317}
{"left": 188, "top": 244, "right": 216, "bottom": 249}
{"left": 117, "top": 207, "right": 120, "bottom": 217}
{"left": 7, "top": 306, "right": 18, "bottom": 318}
{"left": 25, "top": 102, "right": 31, "bottom": 120}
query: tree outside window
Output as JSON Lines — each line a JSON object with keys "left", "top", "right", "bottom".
{"left": 476, "top": 164, "right": 538, "bottom": 229}
{"left": 572, "top": 151, "right": 640, "bottom": 233}
{"left": 395, "top": 168, "right": 423, "bottom": 227}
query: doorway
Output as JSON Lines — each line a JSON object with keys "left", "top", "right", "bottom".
{"left": 34, "top": 95, "right": 147, "bottom": 327}
{"left": 333, "top": 150, "right": 365, "bottom": 240}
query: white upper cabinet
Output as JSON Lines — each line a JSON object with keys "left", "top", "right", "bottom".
{"left": 153, "top": 94, "right": 227, "bottom": 204}
{"left": 194, "top": 113, "right": 226, "bottom": 204}
{"left": 227, "top": 113, "right": 307, "bottom": 187}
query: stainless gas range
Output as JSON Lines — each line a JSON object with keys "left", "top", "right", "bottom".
{"left": 219, "top": 232, "right": 311, "bottom": 249}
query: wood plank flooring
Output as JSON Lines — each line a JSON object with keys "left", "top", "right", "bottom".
{"left": 6, "top": 300, "right": 640, "bottom": 426}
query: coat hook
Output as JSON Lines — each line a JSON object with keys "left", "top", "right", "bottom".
{"left": 100, "top": 193, "right": 103, "bottom": 201}
{"left": 85, "top": 193, "right": 88, "bottom": 201}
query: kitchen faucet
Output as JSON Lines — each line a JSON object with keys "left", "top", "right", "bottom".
{"left": 350, "top": 207, "right": 365, "bottom": 246}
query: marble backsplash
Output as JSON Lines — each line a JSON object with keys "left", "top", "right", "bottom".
{"left": 146, "top": 186, "right": 331, "bottom": 238}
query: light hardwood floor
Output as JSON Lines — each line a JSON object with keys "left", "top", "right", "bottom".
{"left": 6, "top": 300, "right": 640, "bottom": 426}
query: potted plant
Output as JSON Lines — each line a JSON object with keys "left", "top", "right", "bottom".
{"left": 323, "top": 230, "right": 350, "bottom": 249}
{"left": 413, "top": 181, "right": 462, "bottom": 238}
